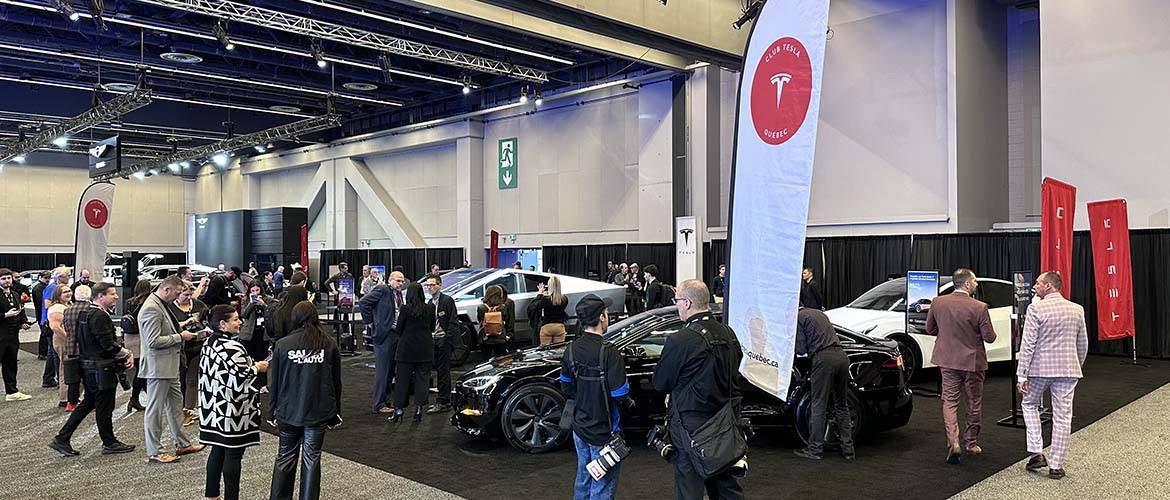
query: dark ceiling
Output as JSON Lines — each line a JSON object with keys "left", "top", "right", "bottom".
{"left": 0, "top": 0, "right": 664, "bottom": 167}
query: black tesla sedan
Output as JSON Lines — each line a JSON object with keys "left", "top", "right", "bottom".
{"left": 451, "top": 306, "right": 913, "bottom": 453}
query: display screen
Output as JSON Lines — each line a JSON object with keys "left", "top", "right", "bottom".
{"left": 905, "top": 271, "right": 940, "bottom": 335}
{"left": 337, "top": 277, "right": 354, "bottom": 313}
{"left": 88, "top": 135, "right": 120, "bottom": 178}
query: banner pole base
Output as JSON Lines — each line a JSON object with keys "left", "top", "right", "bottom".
{"left": 997, "top": 407, "right": 1052, "bottom": 429}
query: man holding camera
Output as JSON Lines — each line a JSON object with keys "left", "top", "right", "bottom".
{"left": 49, "top": 283, "right": 136, "bottom": 456}
{"left": 653, "top": 280, "right": 745, "bottom": 500}
{"left": 140, "top": 275, "right": 205, "bottom": 464}
{"left": 559, "top": 294, "right": 630, "bottom": 500}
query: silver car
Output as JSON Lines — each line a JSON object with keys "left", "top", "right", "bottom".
{"left": 434, "top": 268, "right": 626, "bottom": 364}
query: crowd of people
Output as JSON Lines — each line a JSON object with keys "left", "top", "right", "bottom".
{"left": 0, "top": 259, "right": 1094, "bottom": 499}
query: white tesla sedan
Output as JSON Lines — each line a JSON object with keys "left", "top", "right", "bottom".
{"left": 825, "top": 277, "right": 1015, "bottom": 380}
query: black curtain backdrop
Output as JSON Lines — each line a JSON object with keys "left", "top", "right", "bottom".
{"left": 626, "top": 243, "right": 675, "bottom": 285}
{"left": 821, "top": 236, "right": 912, "bottom": 309}
{"left": 318, "top": 248, "right": 463, "bottom": 284}
{"left": 542, "top": 246, "right": 588, "bottom": 277}
{"left": 586, "top": 244, "right": 627, "bottom": 279}
{"left": 391, "top": 249, "right": 427, "bottom": 280}
{"left": 0, "top": 252, "right": 188, "bottom": 274}
{"left": 424, "top": 248, "right": 464, "bottom": 271}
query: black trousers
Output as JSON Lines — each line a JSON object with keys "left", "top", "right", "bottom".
{"left": 667, "top": 427, "right": 744, "bottom": 500}
{"left": 43, "top": 339, "right": 59, "bottom": 385}
{"left": 270, "top": 423, "right": 326, "bottom": 500}
{"left": 433, "top": 339, "right": 453, "bottom": 405}
{"left": 206, "top": 445, "right": 247, "bottom": 500}
{"left": 807, "top": 349, "right": 854, "bottom": 455}
{"left": 393, "top": 361, "right": 431, "bottom": 409}
{"left": 55, "top": 374, "right": 117, "bottom": 446}
{"left": 1, "top": 337, "right": 20, "bottom": 394}
{"left": 38, "top": 323, "right": 50, "bottom": 357}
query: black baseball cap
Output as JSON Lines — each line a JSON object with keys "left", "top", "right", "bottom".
{"left": 38, "top": 270, "right": 52, "bottom": 279}
{"left": 576, "top": 294, "right": 613, "bottom": 327}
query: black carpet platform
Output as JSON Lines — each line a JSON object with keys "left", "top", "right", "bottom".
{"left": 273, "top": 354, "right": 1170, "bottom": 499}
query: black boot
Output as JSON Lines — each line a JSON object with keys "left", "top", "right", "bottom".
{"left": 413, "top": 406, "right": 423, "bottom": 423}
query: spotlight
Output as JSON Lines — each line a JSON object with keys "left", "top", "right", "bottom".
{"left": 54, "top": 0, "right": 80, "bottom": 22}
{"left": 133, "top": 171, "right": 146, "bottom": 180}
{"left": 462, "top": 83, "right": 470, "bottom": 95}
{"left": 13, "top": 154, "right": 26, "bottom": 164}
{"left": 519, "top": 88, "right": 528, "bottom": 104}
{"left": 311, "top": 40, "right": 327, "bottom": 69}
{"left": 52, "top": 136, "right": 69, "bottom": 148}
{"left": 660, "top": 0, "right": 667, "bottom": 4}
{"left": 213, "top": 21, "right": 235, "bottom": 51}
{"left": 211, "top": 151, "right": 230, "bottom": 167}
{"left": 534, "top": 91, "right": 543, "bottom": 106}
{"left": 148, "top": 168, "right": 159, "bottom": 176}
{"left": 180, "top": 160, "right": 191, "bottom": 168}
{"left": 378, "top": 53, "right": 394, "bottom": 83}
{"left": 732, "top": 1, "right": 764, "bottom": 30}
{"left": 167, "top": 162, "right": 180, "bottom": 173}
{"left": 254, "top": 144, "right": 267, "bottom": 153}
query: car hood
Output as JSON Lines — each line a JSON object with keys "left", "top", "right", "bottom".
{"left": 460, "top": 345, "right": 568, "bottom": 379}
{"left": 824, "top": 307, "right": 903, "bottom": 335}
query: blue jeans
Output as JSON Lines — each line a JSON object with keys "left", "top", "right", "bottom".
{"left": 573, "top": 432, "right": 621, "bottom": 500}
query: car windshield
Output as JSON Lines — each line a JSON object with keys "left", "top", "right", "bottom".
{"left": 441, "top": 268, "right": 495, "bottom": 295}
{"left": 604, "top": 311, "right": 669, "bottom": 344}
{"left": 847, "top": 278, "right": 906, "bottom": 311}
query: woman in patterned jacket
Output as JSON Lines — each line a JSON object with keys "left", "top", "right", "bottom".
{"left": 199, "top": 304, "right": 269, "bottom": 500}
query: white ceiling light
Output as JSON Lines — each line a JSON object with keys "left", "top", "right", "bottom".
{"left": 213, "top": 21, "right": 235, "bottom": 51}
{"left": 12, "top": 154, "right": 26, "bottom": 163}
{"left": 133, "top": 170, "right": 147, "bottom": 180}
{"left": 342, "top": 82, "right": 377, "bottom": 91}
{"left": 103, "top": 82, "right": 137, "bottom": 92}
{"left": 51, "top": 136, "right": 68, "bottom": 147}
{"left": 269, "top": 105, "right": 302, "bottom": 113}
{"left": 253, "top": 144, "right": 267, "bottom": 152}
{"left": 211, "top": 151, "right": 230, "bottom": 167}
{"left": 292, "top": 0, "right": 574, "bottom": 65}
{"left": 167, "top": 162, "right": 180, "bottom": 173}
{"left": 53, "top": 0, "right": 80, "bottom": 22}
{"left": 310, "top": 39, "right": 327, "bottom": 69}
{"left": 160, "top": 52, "right": 204, "bottom": 64}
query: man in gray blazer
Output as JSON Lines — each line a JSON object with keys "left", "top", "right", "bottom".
{"left": 138, "top": 275, "right": 203, "bottom": 463}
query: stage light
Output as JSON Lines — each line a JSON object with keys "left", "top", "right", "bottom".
{"left": 12, "top": 154, "right": 26, "bottom": 163}
{"left": 310, "top": 40, "right": 327, "bottom": 68}
{"left": 519, "top": 89, "right": 528, "bottom": 104}
{"left": 462, "top": 83, "right": 470, "bottom": 95}
{"left": 167, "top": 162, "right": 180, "bottom": 173}
{"left": 54, "top": 0, "right": 80, "bottom": 22}
{"left": 211, "top": 151, "right": 229, "bottom": 167}
{"left": 534, "top": 91, "right": 543, "bottom": 106}
{"left": 52, "top": 136, "right": 69, "bottom": 148}
{"left": 732, "top": 1, "right": 764, "bottom": 30}
{"left": 378, "top": 53, "right": 394, "bottom": 83}
{"left": 133, "top": 170, "right": 146, "bottom": 180}
{"left": 180, "top": 160, "right": 191, "bottom": 168}
{"left": 254, "top": 144, "right": 267, "bottom": 153}
{"left": 213, "top": 21, "right": 235, "bottom": 51}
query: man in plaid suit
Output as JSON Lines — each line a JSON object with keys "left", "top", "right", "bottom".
{"left": 1017, "top": 271, "right": 1088, "bottom": 480}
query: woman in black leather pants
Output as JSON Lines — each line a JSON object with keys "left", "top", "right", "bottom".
{"left": 267, "top": 301, "right": 342, "bottom": 500}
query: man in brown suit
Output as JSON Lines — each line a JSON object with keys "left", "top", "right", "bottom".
{"left": 926, "top": 268, "right": 997, "bottom": 465}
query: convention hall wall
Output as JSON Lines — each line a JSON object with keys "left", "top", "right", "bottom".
{"left": 0, "top": 163, "right": 191, "bottom": 254}
{"left": 1041, "top": 0, "right": 1170, "bottom": 229}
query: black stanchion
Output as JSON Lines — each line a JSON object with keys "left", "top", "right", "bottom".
{"left": 1120, "top": 337, "right": 1148, "bottom": 367}
{"left": 997, "top": 310, "right": 1050, "bottom": 428}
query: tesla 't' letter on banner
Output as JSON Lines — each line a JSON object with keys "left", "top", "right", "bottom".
{"left": 726, "top": 0, "right": 831, "bottom": 400}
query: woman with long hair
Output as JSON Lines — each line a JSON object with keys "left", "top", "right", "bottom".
{"left": 123, "top": 279, "right": 154, "bottom": 412}
{"left": 171, "top": 281, "right": 209, "bottom": 427}
{"left": 272, "top": 278, "right": 309, "bottom": 342}
{"left": 477, "top": 284, "right": 515, "bottom": 358}
{"left": 47, "top": 285, "right": 73, "bottom": 408}
{"left": 389, "top": 282, "right": 436, "bottom": 423}
{"left": 527, "top": 276, "right": 569, "bottom": 346}
{"left": 200, "top": 305, "right": 268, "bottom": 500}
{"left": 268, "top": 301, "right": 341, "bottom": 500}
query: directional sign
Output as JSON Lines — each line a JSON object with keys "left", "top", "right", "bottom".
{"left": 498, "top": 137, "right": 517, "bottom": 189}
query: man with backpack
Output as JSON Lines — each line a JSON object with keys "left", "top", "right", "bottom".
{"left": 653, "top": 279, "right": 746, "bottom": 500}
{"left": 643, "top": 265, "right": 675, "bottom": 310}
{"left": 560, "top": 294, "right": 630, "bottom": 500}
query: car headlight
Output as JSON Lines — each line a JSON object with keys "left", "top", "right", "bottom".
{"left": 461, "top": 375, "right": 501, "bottom": 390}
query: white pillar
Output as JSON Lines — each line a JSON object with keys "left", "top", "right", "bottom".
{"left": 456, "top": 122, "right": 485, "bottom": 266}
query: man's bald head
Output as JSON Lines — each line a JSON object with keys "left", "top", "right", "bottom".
{"left": 388, "top": 271, "right": 406, "bottom": 290}
{"left": 676, "top": 279, "right": 711, "bottom": 321}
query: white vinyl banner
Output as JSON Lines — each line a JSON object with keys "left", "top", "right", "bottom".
{"left": 675, "top": 216, "right": 702, "bottom": 282}
{"left": 727, "top": 0, "right": 830, "bottom": 400}
{"left": 75, "top": 182, "right": 115, "bottom": 280}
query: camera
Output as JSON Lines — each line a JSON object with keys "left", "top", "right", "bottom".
{"left": 730, "top": 456, "right": 748, "bottom": 478}
{"left": 585, "top": 435, "right": 630, "bottom": 479}
{"left": 645, "top": 424, "right": 675, "bottom": 461}
{"left": 113, "top": 351, "right": 132, "bottom": 390}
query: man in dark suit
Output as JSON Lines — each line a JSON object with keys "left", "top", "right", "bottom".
{"left": 359, "top": 270, "right": 405, "bottom": 414}
{"left": 926, "top": 268, "right": 997, "bottom": 464}
{"left": 1, "top": 269, "right": 33, "bottom": 401}
{"left": 800, "top": 267, "right": 824, "bottom": 310}
{"left": 424, "top": 273, "right": 459, "bottom": 414}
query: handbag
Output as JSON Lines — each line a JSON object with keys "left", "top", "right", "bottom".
{"left": 558, "top": 345, "right": 577, "bottom": 431}
{"left": 669, "top": 322, "right": 748, "bottom": 479}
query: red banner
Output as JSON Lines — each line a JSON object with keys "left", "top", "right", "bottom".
{"left": 300, "top": 224, "right": 309, "bottom": 271}
{"left": 1040, "top": 178, "right": 1076, "bottom": 299}
{"left": 489, "top": 230, "right": 499, "bottom": 268}
{"left": 1087, "top": 199, "right": 1135, "bottom": 341}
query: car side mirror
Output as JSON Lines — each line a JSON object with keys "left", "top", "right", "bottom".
{"left": 620, "top": 345, "right": 648, "bottom": 359}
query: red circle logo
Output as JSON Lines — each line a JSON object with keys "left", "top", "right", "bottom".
{"left": 84, "top": 199, "right": 109, "bottom": 229}
{"left": 750, "top": 37, "right": 813, "bottom": 146}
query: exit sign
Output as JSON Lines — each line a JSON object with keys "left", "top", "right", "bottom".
{"left": 498, "top": 137, "right": 517, "bottom": 189}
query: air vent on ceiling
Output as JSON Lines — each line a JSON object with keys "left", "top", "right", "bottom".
{"left": 342, "top": 82, "right": 378, "bottom": 91}
{"left": 269, "top": 105, "right": 302, "bottom": 113}
{"left": 161, "top": 52, "right": 204, "bottom": 64}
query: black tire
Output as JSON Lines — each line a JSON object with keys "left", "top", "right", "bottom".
{"left": 890, "top": 335, "right": 921, "bottom": 382}
{"left": 794, "top": 389, "right": 864, "bottom": 448}
{"left": 500, "top": 384, "right": 569, "bottom": 453}
{"left": 451, "top": 320, "right": 477, "bottom": 366}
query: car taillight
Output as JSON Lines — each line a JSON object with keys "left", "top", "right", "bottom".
{"left": 882, "top": 355, "right": 904, "bottom": 370}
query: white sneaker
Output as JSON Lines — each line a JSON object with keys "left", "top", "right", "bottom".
{"left": 5, "top": 392, "right": 32, "bottom": 402}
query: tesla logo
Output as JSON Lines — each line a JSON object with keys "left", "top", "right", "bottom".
{"left": 84, "top": 199, "right": 109, "bottom": 229}
{"left": 750, "top": 37, "right": 813, "bottom": 146}
{"left": 679, "top": 228, "right": 694, "bottom": 246}
{"left": 770, "top": 73, "right": 792, "bottom": 107}
{"left": 196, "top": 217, "right": 209, "bottom": 229}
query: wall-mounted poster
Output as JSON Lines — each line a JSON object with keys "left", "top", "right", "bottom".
{"left": 906, "top": 271, "right": 940, "bottom": 335}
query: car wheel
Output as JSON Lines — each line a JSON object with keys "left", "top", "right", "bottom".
{"left": 500, "top": 384, "right": 569, "bottom": 453}
{"left": 794, "top": 389, "right": 864, "bottom": 448}
{"left": 890, "top": 335, "right": 921, "bottom": 382}
{"left": 451, "top": 320, "right": 477, "bottom": 366}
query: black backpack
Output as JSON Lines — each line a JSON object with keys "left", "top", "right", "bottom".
{"left": 120, "top": 300, "right": 143, "bottom": 335}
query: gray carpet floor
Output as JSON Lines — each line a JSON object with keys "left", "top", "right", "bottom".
{"left": 0, "top": 348, "right": 463, "bottom": 500}
{"left": 953, "top": 380, "right": 1170, "bottom": 499}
